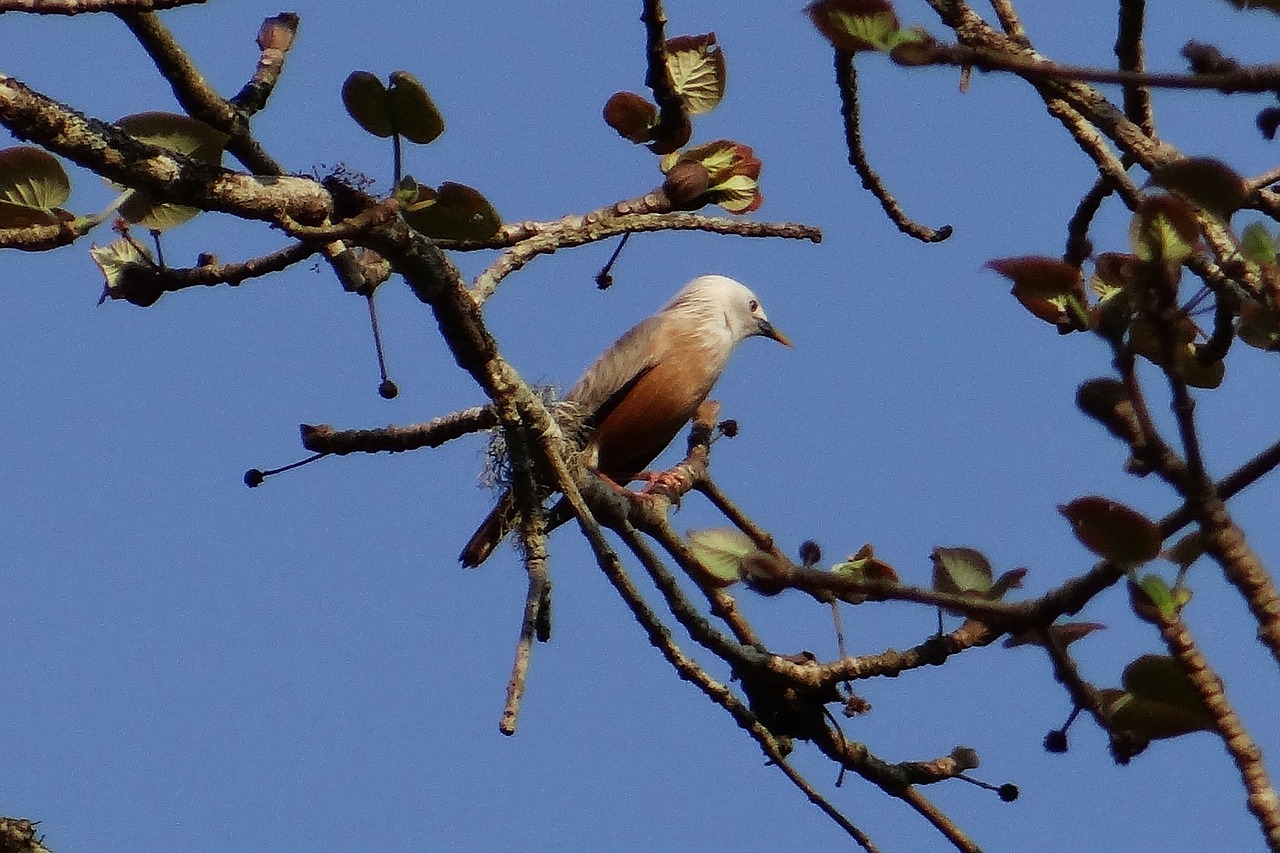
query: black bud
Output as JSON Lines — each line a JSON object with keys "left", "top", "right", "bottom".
{"left": 244, "top": 469, "right": 266, "bottom": 488}
{"left": 799, "top": 540, "right": 822, "bottom": 566}
{"left": 1043, "top": 729, "right": 1068, "bottom": 753}
{"left": 998, "top": 783, "right": 1019, "bottom": 802}
{"left": 378, "top": 379, "right": 399, "bottom": 399}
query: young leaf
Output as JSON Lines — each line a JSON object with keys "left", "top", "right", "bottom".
{"left": 1150, "top": 157, "right": 1248, "bottom": 218}
{"left": 1129, "top": 194, "right": 1199, "bottom": 262}
{"left": 0, "top": 146, "right": 71, "bottom": 210}
{"left": 665, "top": 33, "right": 726, "bottom": 115}
{"left": 805, "top": 0, "right": 902, "bottom": 53}
{"left": 401, "top": 181, "right": 501, "bottom": 241}
{"left": 387, "top": 71, "right": 445, "bottom": 145}
{"left": 1058, "top": 496, "right": 1162, "bottom": 565}
{"left": 1128, "top": 574, "right": 1189, "bottom": 623}
{"left": 660, "top": 140, "right": 762, "bottom": 214}
{"left": 1004, "top": 621, "right": 1105, "bottom": 649}
{"left": 686, "top": 527, "right": 757, "bottom": 587}
{"left": 603, "top": 91, "right": 660, "bottom": 144}
{"left": 987, "top": 256, "right": 1089, "bottom": 332}
{"left": 1101, "top": 654, "right": 1215, "bottom": 740}
{"left": 1128, "top": 316, "right": 1226, "bottom": 389}
{"left": 342, "top": 71, "right": 396, "bottom": 138}
{"left": 930, "top": 546, "right": 994, "bottom": 597}
{"left": 831, "top": 543, "right": 899, "bottom": 603}
{"left": 1239, "top": 221, "right": 1277, "bottom": 264}
{"left": 90, "top": 238, "right": 162, "bottom": 306}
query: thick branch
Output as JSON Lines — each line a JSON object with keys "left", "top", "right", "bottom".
{"left": 0, "top": 74, "right": 330, "bottom": 223}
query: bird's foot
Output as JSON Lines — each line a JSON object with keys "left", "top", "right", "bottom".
{"left": 634, "top": 468, "right": 690, "bottom": 505}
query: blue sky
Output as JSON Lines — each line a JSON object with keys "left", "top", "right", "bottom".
{"left": 3, "top": 2, "right": 1280, "bottom": 851}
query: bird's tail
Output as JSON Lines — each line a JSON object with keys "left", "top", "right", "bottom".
{"left": 458, "top": 493, "right": 577, "bottom": 567}
{"left": 459, "top": 491, "right": 514, "bottom": 568}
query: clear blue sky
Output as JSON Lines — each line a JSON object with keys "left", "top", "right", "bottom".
{"left": 3, "top": 2, "right": 1279, "bottom": 851}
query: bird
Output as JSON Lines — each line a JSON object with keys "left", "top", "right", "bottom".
{"left": 459, "top": 273, "right": 790, "bottom": 568}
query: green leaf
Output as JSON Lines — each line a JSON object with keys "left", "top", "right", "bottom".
{"left": 930, "top": 546, "right": 994, "bottom": 597}
{"left": 90, "top": 238, "right": 162, "bottom": 306}
{"left": 387, "top": 71, "right": 445, "bottom": 144}
{"left": 1130, "top": 194, "right": 1199, "bottom": 262}
{"left": 115, "top": 113, "right": 227, "bottom": 230}
{"left": 117, "top": 112, "right": 228, "bottom": 163}
{"left": 0, "top": 146, "right": 71, "bottom": 210}
{"left": 1058, "top": 496, "right": 1162, "bottom": 565}
{"left": 1101, "top": 654, "right": 1215, "bottom": 740}
{"left": 0, "top": 199, "right": 61, "bottom": 227}
{"left": 1238, "top": 299, "right": 1280, "bottom": 350}
{"left": 686, "top": 527, "right": 756, "bottom": 587}
{"left": 665, "top": 33, "right": 726, "bottom": 115}
{"left": 342, "top": 71, "right": 396, "bottom": 138}
{"left": 805, "top": 0, "right": 902, "bottom": 53}
{"left": 342, "top": 71, "right": 445, "bottom": 144}
{"left": 401, "top": 181, "right": 501, "bottom": 241}
{"left": 1240, "top": 221, "right": 1277, "bottom": 264}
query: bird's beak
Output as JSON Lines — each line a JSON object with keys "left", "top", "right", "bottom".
{"left": 759, "top": 320, "right": 792, "bottom": 347}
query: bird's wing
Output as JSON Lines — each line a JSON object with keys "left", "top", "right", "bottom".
{"left": 564, "top": 313, "right": 666, "bottom": 420}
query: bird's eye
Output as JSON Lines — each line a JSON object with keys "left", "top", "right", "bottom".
{"left": 749, "top": 299, "right": 759, "bottom": 312}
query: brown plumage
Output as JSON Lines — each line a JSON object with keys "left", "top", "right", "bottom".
{"left": 459, "top": 274, "right": 789, "bottom": 567}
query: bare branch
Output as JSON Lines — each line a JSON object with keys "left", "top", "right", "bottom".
{"left": 0, "top": 0, "right": 204, "bottom": 12}
{"left": 469, "top": 205, "right": 821, "bottom": 305}
{"left": 116, "top": 11, "right": 285, "bottom": 174}
{"left": 832, "top": 51, "right": 952, "bottom": 243}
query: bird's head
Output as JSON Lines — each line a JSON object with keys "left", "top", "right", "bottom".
{"left": 670, "top": 274, "right": 791, "bottom": 348}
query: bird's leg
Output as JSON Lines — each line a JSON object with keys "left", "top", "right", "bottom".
{"left": 632, "top": 467, "right": 690, "bottom": 505}
{"left": 587, "top": 467, "right": 635, "bottom": 497}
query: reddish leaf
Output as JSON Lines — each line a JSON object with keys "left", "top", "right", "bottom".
{"left": 1004, "top": 621, "right": 1105, "bottom": 649}
{"left": 1150, "top": 157, "right": 1248, "bottom": 218}
{"left": 1059, "top": 496, "right": 1162, "bottom": 565}
{"left": 831, "top": 543, "right": 899, "bottom": 603}
{"left": 603, "top": 91, "right": 659, "bottom": 144}
{"left": 987, "top": 256, "right": 1089, "bottom": 331}
{"left": 661, "top": 139, "right": 762, "bottom": 214}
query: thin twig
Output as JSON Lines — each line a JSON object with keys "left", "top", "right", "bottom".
{"left": 116, "top": 11, "right": 284, "bottom": 175}
{"left": 832, "top": 50, "right": 952, "bottom": 243}
{"left": 469, "top": 208, "right": 821, "bottom": 305}
{"left": 1114, "top": 0, "right": 1154, "bottom": 136}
